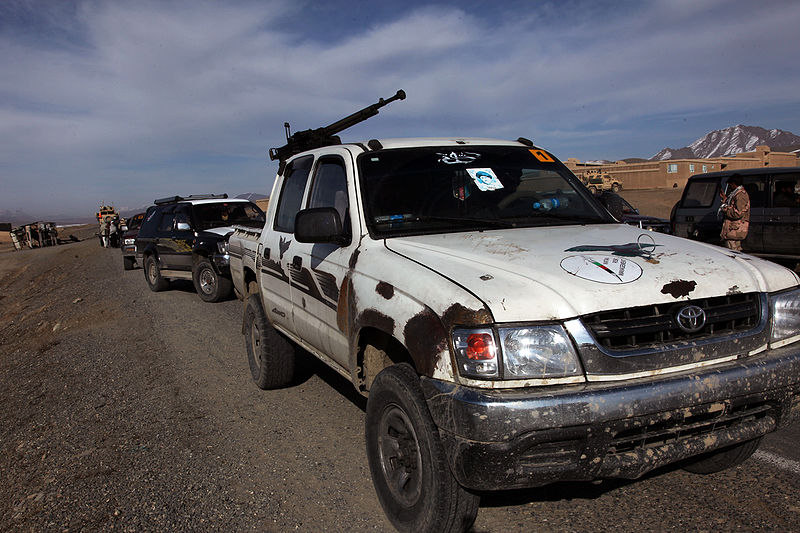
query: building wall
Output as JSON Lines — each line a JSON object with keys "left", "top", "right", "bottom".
{"left": 566, "top": 146, "right": 799, "bottom": 190}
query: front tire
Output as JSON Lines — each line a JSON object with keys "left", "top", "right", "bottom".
{"left": 192, "top": 257, "right": 232, "bottom": 303}
{"left": 366, "top": 363, "right": 479, "bottom": 533}
{"left": 683, "top": 437, "right": 762, "bottom": 474}
{"left": 144, "top": 255, "right": 169, "bottom": 292}
{"left": 243, "top": 294, "right": 294, "bottom": 389}
{"left": 611, "top": 182, "right": 621, "bottom": 192}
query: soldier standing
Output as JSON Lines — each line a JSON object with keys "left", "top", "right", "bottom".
{"left": 100, "top": 216, "right": 109, "bottom": 247}
{"left": 719, "top": 174, "right": 750, "bottom": 251}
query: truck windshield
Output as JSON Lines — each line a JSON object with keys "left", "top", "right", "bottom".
{"left": 358, "top": 145, "right": 612, "bottom": 237}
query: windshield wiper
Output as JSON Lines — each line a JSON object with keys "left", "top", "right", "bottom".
{"left": 519, "top": 212, "right": 609, "bottom": 224}
{"left": 406, "top": 215, "right": 515, "bottom": 229}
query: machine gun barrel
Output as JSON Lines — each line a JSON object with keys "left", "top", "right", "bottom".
{"left": 269, "top": 90, "right": 406, "bottom": 162}
{"left": 320, "top": 89, "right": 405, "bottom": 138}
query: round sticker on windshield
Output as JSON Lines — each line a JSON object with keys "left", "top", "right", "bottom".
{"left": 560, "top": 255, "right": 642, "bottom": 284}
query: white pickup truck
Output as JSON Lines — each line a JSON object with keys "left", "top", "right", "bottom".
{"left": 228, "top": 137, "right": 800, "bottom": 533}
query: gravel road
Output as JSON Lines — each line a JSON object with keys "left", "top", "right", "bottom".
{"left": 2, "top": 233, "right": 799, "bottom": 532}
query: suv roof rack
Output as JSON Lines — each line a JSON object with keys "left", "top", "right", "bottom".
{"left": 154, "top": 193, "right": 228, "bottom": 205}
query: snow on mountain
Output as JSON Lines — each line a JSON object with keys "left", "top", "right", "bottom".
{"left": 650, "top": 125, "right": 800, "bottom": 160}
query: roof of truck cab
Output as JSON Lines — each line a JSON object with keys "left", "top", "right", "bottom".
{"left": 355, "top": 137, "right": 543, "bottom": 150}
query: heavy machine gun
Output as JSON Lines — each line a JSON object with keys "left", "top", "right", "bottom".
{"left": 269, "top": 89, "right": 406, "bottom": 163}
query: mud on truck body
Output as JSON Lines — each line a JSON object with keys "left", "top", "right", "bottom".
{"left": 228, "top": 96, "right": 800, "bottom": 533}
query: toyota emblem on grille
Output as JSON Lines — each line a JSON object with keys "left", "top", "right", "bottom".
{"left": 676, "top": 305, "right": 706, "bottom": 333}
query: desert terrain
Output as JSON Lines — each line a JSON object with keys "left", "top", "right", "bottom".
{"left": 2, "top": 191, "right": 800, "bottom": 532}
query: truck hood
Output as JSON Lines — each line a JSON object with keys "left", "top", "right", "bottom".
{"left": 203, "top": 226, "right": 235, "bottom": 237}
{"left": 385, "top": 224, "right": 799, "bottom": 322}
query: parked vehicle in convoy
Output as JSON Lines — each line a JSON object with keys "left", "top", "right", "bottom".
{"left": 580, "top": 168, "right": 622, "bottom": 193}
{"left": 671, "top": 167, "right": 800, "bottom": 262}
{"left": 121, "top": 212, "right": 145, "bottom": 270}
{"left": 227, "top": 93, "right": 800, "bottom": 533}
{"left": 136, "top": 194, "right": 265, "bottom": 302}
{"left": 595, "top": 191, "right": 671, "bottom": 233}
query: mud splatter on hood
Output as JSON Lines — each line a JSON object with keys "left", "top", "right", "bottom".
{"left": 385, "top": 224, "right": 799, "bottom": 322}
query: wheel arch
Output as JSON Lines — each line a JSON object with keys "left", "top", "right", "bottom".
{"left": 356, "top": 327, "right": 416, "bottom": 395}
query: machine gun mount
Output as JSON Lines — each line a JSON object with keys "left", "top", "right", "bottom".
{"left": 269, "top": 89, "right": 406, "bottom": 163}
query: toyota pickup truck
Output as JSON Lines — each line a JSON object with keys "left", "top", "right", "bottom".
{"left": 229, "top": 137, "right": 800, "bottom": 533}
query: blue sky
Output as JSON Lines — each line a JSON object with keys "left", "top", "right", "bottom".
{"left": 1, "top": 0, "right": 799, "bottom": 220}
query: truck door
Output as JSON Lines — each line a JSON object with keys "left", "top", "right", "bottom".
{"left": 740, "top": 174, "right": 766, "bottom": 254}
{"left": 289, "top": 151, "right": 356, "bottom": 367}
{"left": 763, "top": 172, "right": 800, "bottom": 256}
{"left": 259, "top": 155, "right": 314, "bottom": 334}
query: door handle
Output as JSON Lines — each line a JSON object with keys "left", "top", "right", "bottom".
{"left": 292, "top": 255, "right": 302, "bottom": 269}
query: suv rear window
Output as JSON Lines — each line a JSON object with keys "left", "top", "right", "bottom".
{"left": 682, "top": 179, "right": 718, "bottom": 207}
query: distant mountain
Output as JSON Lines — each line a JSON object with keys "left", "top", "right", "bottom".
{"left": 651, "top": 125, "right": 800, "bottom": 160}
{"left": 236, "top": 192, "right": 268, "bottom": 202}
{"left": 0, "top": 209, "right": 38, "bottom": 226}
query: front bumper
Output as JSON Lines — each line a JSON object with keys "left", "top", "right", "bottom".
{"left": 212, "top": 253, "right": 230, "bottom": 270}
{"left": 421, "top": 342, "right": 800, "bottom": 491}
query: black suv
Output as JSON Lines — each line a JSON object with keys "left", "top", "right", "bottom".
{"left": 595, "top": 191, "right": 671, "bottom": 233}
{"left": 136, "top": 194, "right": 265, "bottom": 302}
{"left": 121, "top": 212, "right": 145, "bottom": 270}
{"left": 671, "top": 167, "right": 800, "bottom": 262}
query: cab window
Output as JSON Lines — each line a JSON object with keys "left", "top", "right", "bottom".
{"left": 274, "top": 155, "right": 314, "bottom": 233}
{"left": 308, "top": 157, "right": 349, "bottom": 221}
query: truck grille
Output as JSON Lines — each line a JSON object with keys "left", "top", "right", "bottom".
{"left": 583, "top": 293, "right": 760, "bottom": 351}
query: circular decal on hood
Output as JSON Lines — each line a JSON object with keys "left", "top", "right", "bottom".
{"left": 560, "top": 255, "right": 642, "bottom": 284}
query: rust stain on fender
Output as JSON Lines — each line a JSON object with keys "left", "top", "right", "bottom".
{"left": 661, "top": 279, "right": 697, "bottom": 299}
{"left": 357, "top": 309, "right": 395, "bottom": 337}
{"left": 404, "top": 303, "right": 493, "bottom": 377}
{"left": 376, "top": 281, "right": 395, "bottom": 300}
{"left": 442, "top": 303, "right": 493, "bottom": 327}
{"left": 404, "top": 308, "right": 449, "bottom": 377}
{"left": 337, "top": 275, "right": 355, "bottom": 333}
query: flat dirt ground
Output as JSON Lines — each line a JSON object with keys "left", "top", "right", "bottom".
{"left": 618, "top": 187, "right": 684, "bottom": 219}
{"left": 3, "top": 194, "right": 800, "bottom": 532}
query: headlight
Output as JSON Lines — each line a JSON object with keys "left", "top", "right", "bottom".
{"left": 217, "top": 241, "right": 229, "bottom": 254}
{"left": 771, "top": 288, "right": 800, "bottom": 346}
{"left": 499, "top": 326, "right": 581, "bottom": 378}
{"left": 453, "top": 325, "right": 582, "bottom": 380}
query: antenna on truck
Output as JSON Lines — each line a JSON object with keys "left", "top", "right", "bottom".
{"left": 269, "top": 90, "right": 406, "bottom": 164}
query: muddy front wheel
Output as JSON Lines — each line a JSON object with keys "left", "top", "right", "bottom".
{"left": 683, "top": 437, "right": 762, "bottom": 474}
{"left": 366, "top": 363, "right": 479, "bottom": 533}
{"left": 192, "top": 258, "right": 232, "bottom": 303}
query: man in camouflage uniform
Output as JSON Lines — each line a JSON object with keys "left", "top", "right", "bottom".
{"left": 719, "top": 174, "right": 750, "bottom": 251}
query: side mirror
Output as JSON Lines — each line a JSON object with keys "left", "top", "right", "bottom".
{"left": 295, "top": 207, "right": 348, "bottom": 245}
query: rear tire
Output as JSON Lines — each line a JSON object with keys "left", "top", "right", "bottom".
{"left": 144, "top": 255, "right": 169, "bottom": 292}
{"left": 683, "top": 437, "right": 762, "bottom": 474}
{"left": 366, "top": 363, "right": 479, "bottom": 533}
{"left": 193, "top": 257, "right": 232, "bottom": 303}
{"left": 611, "top": 183, "right": 621, "bottom": 192}
{"left": 123, "top": 256, "right": 135, "bottom": 271}
{"left": 244, "top": 294, "right": 294, "bottom": 389}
